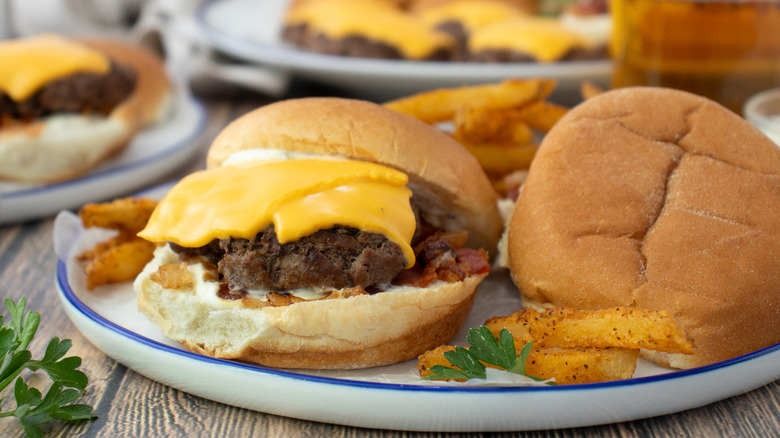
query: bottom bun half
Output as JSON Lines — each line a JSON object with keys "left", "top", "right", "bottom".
{"left": 135, "top": 246, "right": 484, "bottom": 369}
{"left": 0, "top": 108, "right": 137, "bottom": 184}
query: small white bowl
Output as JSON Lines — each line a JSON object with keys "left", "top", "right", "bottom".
{"left": 744, "top": 88, "right": 780, "bottom": 146}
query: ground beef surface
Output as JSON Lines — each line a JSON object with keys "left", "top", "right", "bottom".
{"left": 0, "top": 61, "right": 136, "bottom": 123}
{"left": 172, "top": 225, "right": 408, "bottom": 292}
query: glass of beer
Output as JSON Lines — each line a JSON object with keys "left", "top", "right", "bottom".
{"left": 610, "top": 0, "right": 780, "bottom": 115}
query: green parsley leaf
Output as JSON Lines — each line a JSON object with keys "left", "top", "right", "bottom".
{"left": 423, "top": 326, "right": 555, "bottom": 385}
{"left": 0, "top": 298, "right": 97, "bottom": 437}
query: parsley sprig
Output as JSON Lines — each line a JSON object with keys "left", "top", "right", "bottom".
{"left": 0, "top": 298, "right": 97, "bottom": 437}
{"left": 423, "top": 326, "right": 555, "bottom": 385}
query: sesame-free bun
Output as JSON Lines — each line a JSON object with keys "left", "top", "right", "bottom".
{"left": 507, "top": 87, "right": 780, "bottom": 369}
{"left": 0, "top": 38, "right": 171, "bottom": 184}
{"left": 136, "top": 245, "right": 484, "bottom": 369}
{"left": 207, "top": 97, "right": 503, "bottom": 254}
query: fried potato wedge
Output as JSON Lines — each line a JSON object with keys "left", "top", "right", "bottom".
{"left": 581, "top": 81, "right": 604, "bottom": 100}
{"left": 459, "top": 141, "right": 538, "bottom": 174}
{"left": 454, "top": 106, "right": 535, "bottom": 144}
{"left": 384, "top": 78, "right": 557, "bottom": 124}
{"left": 84, "top": 239, "right": 156, "bottom": 290}
{"left": 77, "top": 235, "right": 126, "bottom": 262}
{"left": 484, "top": 307, "right": 695, "bottom": 354}
{"left": 510, "top": 100, "right": 568, "bottom": 132}
{"left": 525, "top": 347, "right": 639, "bottom": 385}
{"left": 418, "top": 345, "right": 638, "bottom": 384}
{"left": 79, "top": 197, "right": 158, "bottom": 234}
{"left": 78, "top": 196, "right": 159, "bottom": 290}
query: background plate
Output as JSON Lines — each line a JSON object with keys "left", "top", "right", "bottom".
{"left": 52, "top": 192, "right": 780, "bottom": 432}
{"left": 194, "top": 0, "right": 612, "bottom": 102}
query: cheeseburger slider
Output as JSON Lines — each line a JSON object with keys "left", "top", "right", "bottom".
{"left": 506, "top": 87, "right": 780, "bottom": 369}
{"left": 282, "top": 0, "right": 454, "bottom": 60}
{"left": 0, "top": 34, "right": 171, "bottom": 184}
{"left": 135, "top": 98, "right": 503, "bottom": 369}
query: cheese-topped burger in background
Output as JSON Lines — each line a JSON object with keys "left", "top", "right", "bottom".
{"left": 281, "top": 0, "right": 454, "bottom": 60}
{"left": 411, "top": 0, "right": 527, "bottom": 60}
{"left": 134, "top": 98, "right": 503, "bottom": 370}
{"left": 467, "top": 16, "right": 605, "bottom": 62}
{"left": 0, "top": 34, "right": 171, "bottom": 184}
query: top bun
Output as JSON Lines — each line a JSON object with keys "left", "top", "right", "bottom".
{"left": 78, "top": 38, "right": 172, "bottom": 126}
{"left": 507, "top": 87, "right": 780, "bottom": 369}
{"left": 207, "top": 97, "right": 503, "bottom": 254}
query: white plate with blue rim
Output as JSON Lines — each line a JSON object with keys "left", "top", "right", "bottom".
{"left": 51, "top": 183, "right": 780, "bottom": 432}
{"left": 193, "top": 0, "right": 612, "bottom": 103}
{"left": 0, "top": 86, "right": 207, "bottom": 225}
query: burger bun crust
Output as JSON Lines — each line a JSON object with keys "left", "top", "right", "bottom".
{"left": 507, "top": 86, "right": 780, "bottom": 369}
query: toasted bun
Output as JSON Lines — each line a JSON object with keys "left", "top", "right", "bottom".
{"left": 0, "top": 38, "right": 171, "bottom": 184}
{"left": 207, "top": 97, "right": 503, "bottom": 254}
{"left": 136, "top": 240, "right": 483, "bottom": 369}
{"left": 507, "top": 87, "right": 780, "bottom": 369}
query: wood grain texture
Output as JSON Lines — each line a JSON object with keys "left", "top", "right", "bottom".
{"left": 0, "top": 89, "right": 777, "bottom": 438}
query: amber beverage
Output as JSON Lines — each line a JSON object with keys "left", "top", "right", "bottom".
{"left": 610, "top": 0, "right": 780, "bottom": 114}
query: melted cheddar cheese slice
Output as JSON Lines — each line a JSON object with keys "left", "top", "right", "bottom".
{"left": 138, "top": 158, "right": 417, "bottom": 267}
{"left": 0, "top": 34, "right": 110, "bottom": 102}
{"left": 285, "top": 0, "right": 452, "bottom": 59}
{"left": 417, "top": 0, "right": 524, "bottom": 32}
{"left": 469, "top": 18, "right": 594, "bottom": 62}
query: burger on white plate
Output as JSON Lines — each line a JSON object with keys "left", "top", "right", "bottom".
{"left": 0, "top": 34, "right": 171, "bottom": 184}
{"left": 134, "top": 97, "right": 504, "bottom": 369}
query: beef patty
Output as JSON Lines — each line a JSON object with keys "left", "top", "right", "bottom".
{"left": 171, "top": 225, "right": 409, "bottom": 292}
{"left": 0, "top": 61, "right": 137, "bottom": 123}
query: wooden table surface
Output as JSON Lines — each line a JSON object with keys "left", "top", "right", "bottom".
{"left": 0, "top": 82, "right": 778, "bottom": 437}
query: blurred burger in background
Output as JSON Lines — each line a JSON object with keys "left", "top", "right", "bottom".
{"left": 282, "top": 0, "right": 454, "bottom": 61}
{"left": 282, "top": 0, "right": 609, "bottom": 63}
{"left": 0, "top": 34, "right": 171, "bottom": 184}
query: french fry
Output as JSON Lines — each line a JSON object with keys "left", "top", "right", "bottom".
{"left": 484, "top": 307, "right": 695, "bottom": 354}
{"left": 78, "top": 196, "right": 160, "bottom": 290}
{"left": 77, "top": 235, "right": 127, "bottom": 262}
{"left": 511, "top": 100, "right": 568, "bottom": 132}
{"left": 79, "top": 197, "right": 158, "bottom": 234}
{"left": 417, "top": 345, "right": 639, "bottom": 384}
{"left": 454, "top": 106, "right": 535, "bottom": 144}
{"left": 384, "top": 78, "right": 557, "bottom": 123}
{"left": 418, "top": 345, "right": 463, "bottom": 380}
{"left": 84, "top": 239, "right": 156, "bottom": 290}
{"left": 418, "top": 306, "right": 694, "bottom": 385}
{"left": 459, "top": 141, "right": 538, "bottom": 174}
{"left": 525, "top": 347, "right": 639, "bottom": 385}
{"left": 581, "top": 81, "right": 604, "bottom": 100}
